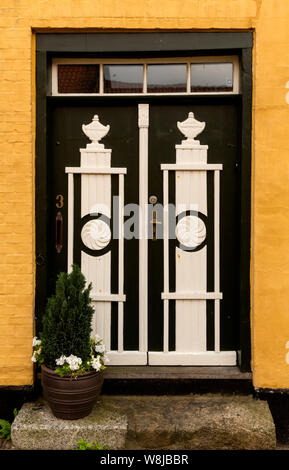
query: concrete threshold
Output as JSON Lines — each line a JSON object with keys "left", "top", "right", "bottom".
{"left": 11, "top": 394, "right": 276, "bottom": 450}
{"left": 105, "top": 366, "right": 252, "bottom": 380}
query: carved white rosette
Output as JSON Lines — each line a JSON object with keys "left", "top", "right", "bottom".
{"left": 175, "top": 215, "right": 206, "bottom": 249}
{"left": 177, "top": 112, "right": 205, "bottom": 146}
{"left": 82, "top": 115, "right": 110, "bottom": 150}
{"left": 81, "top": 219, "right": 111, "bottom": 251}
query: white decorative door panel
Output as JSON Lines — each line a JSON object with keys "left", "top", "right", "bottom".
{"left": 149, "top": 111, "right": 235, "bottom": 365}
{"left": 66, "top": 112, "right": 146, "bottom": 365}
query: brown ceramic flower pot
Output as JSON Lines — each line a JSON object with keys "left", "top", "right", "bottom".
{"left": 41, "top": 364, "right": 104, "bottom": 420}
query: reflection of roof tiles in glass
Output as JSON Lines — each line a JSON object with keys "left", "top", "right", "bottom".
{"left": 104, "top": 80, "right": 142, "bottom": 93}
{"left": 147, "top": 84, "right": 186, "bottom": 92}
{"left": 191, "top": 86, "right": 233, "bottom": 92}
{"left": 58, "top": 65, "right": 99, "bottom": 93}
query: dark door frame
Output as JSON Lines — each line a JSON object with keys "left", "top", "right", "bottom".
{"left": 35, "top": 31, "right": 253, "bottom": 372}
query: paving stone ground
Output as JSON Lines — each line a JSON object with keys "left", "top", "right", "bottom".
{"left": 0, "top": 437, "right": 12, "bottom": 450}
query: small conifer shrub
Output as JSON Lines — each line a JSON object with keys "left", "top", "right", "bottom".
{"left": 32, "top": 264, "right": 109, "bottom": 376}
{"left": 41, "top": 264, "right": 94, "bottom": 366}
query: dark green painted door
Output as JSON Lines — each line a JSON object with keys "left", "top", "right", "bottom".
{"left": 48, "top": 100, "right": 140, "bottom": 351}
{"left": 148, "top": 98, "right": 240, "bottom": 353}
{"left": 47, "top": 96, "right": 241, "bottom": 358}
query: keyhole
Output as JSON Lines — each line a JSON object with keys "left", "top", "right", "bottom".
{"left": 56, "top": 211, "right": 63, "bottom": 253}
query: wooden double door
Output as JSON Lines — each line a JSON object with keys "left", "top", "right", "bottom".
{"left": 46, "top": 96, "right": 241, "bottom": 365}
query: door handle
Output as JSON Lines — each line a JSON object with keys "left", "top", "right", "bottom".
{"left": 56, "top": 211, "right": 63, "bottom": 253}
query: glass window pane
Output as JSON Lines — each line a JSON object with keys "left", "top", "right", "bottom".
{"left": 147, "top": 64, "right": 187, "bottom": 92}
{"left": 57, "top": 64, "right": 99, "bottom": 93}
{"left": 103, "top": 65, "right": 143, "bottom": 93}
{"left": 190, "top": 63, "right": 233, "bottom": 92}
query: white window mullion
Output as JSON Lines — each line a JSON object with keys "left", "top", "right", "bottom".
{"left": 187, "top": 62, "right": 191, "bottom": 93}
{"left": 143, "top": 63, "right": 147, "bottom": 93}
{"left": 99, "top": 63, "right": 104, "bottom": 94}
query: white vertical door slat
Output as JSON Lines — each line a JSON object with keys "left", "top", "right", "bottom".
{"left": 118, "top": 173, "right": 125, "bottom": 352}
{"left": 138, "top": 104, "right": 149, "bottom": 353}
{"left": 80, "top": 149, "right": 112, "bottom": 350}
{"left": 214, "top": 170, "right": 220, "bottom": 353}
{"left": 175, "top": 146, "right": 208, "bottom": 353}
{"left": 67, "top": 172, "right": 74, "bottom": 273}
{"left": 163, "top": 169, "right": 169, "bottom": 353}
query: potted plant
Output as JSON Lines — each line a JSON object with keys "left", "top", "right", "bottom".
{"left": 31, "top": 264, "right": 109, "bottom": 420}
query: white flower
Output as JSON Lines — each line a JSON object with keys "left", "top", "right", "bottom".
{"left": 94, "top": 334, "right": 101, "bottom": 342}
{"left": 55, "top": 355, "right": 66, "bottom": 366}
{"left": 65, "top": 354, "right": 82, "bottom": 371}
{"left": 103, "top": 354, "right": 110, "bottom": 365}
{"left": 91, "top": 355, "right": 102, "bottom": 371}
{"left": 95, "top": 342, "right": 105, "bottom": 354}
{"left": 32, "top": 337, "right": 41, "bottom": 348}
{"left": 31, "top": 351, "right": 37, "bottom": 362}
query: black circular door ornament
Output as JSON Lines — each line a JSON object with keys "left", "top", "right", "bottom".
{"left": 80, "top": 213, "right": 112, "bottom": 257}
{"left": 175, "top": 210, "right": 207, "bottom": 252}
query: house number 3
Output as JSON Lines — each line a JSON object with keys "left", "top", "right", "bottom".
{"left": 56, "top": 194, "right": 64, "bottom": 209}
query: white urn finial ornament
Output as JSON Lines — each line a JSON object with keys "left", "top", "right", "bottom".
{"left": 82, "top": 115, "right": 110, "bottom": 150}
{"left": 177, "top": 112, "right": 205, "bottom": 146}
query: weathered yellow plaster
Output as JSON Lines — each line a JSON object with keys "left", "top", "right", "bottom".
{"left": 0, "top": 0, "right": 288, "bottom": 388}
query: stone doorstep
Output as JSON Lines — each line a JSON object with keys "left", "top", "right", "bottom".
{"left": 11, "top": 395, "right": 276, "bottom": 450}
{"left": 11, "top": 400, "right": 127, "bottom": 451}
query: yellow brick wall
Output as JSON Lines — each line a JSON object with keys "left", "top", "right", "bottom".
{"left": 0, "top": 0, "right": 288, "bottom": 388}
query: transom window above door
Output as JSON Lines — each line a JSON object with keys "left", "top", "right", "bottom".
{"left": 51, "top": 57, "right": 240, "bottom": 96}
